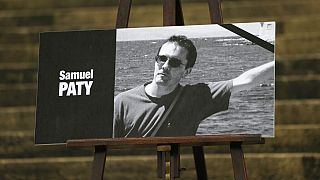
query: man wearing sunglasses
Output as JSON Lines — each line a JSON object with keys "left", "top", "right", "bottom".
{"left": 113, "top": 35, "right": 274, "bottom": 138}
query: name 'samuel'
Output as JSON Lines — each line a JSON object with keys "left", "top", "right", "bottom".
{"left": 58, "top": 69, "right": 94, "bottom": 96}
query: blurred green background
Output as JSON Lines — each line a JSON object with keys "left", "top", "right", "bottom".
{"left": 0, "top": 0, "right": 319, "bottom": 179}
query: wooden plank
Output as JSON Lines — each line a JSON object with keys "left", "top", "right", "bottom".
{"left": 116, "top": 0, "right": 132, "bottom": 28}
{"left": 230, "top": 142, "right": 248, "bottom": 180}
{"left": 157, "top": 151, "right": 166, "bottom": 178}
{"left": 208, "top": 0, "right": 223, "bottom": 23}
{"left": 193, "top": 146, "right": 208, "bottom": 180}
{"left": 66, "top": 134, "right": 264, "bottom": 148}
{"left": 176, "top": 0, "right": 184, "bottom": 26}
{"left": 170, "top": 144, "right": 180, "bottom": 178}
{"left": 91, "top": 146, "right": 107, "bottom": 180}
{"left": 2, "top": 153, "right": 320, "bottom": 179}
{"left": 163, "top": 0, "right": 176, "bottom": 26}
{"left": 156, "top": 144, "right": 180, "bottom": 179}
{"left": 163, "top": 0, "right": 184, "bottom": 26}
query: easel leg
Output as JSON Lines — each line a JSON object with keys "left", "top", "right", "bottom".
{"left": 157, "top": 144, "right": 180, "bottom": 180}
{"left": 170, "top": 144, "right": 180, "bottom": 178}
{"left": 91, "top": 146, "right": 107, "bottom": 180}
{"left": 163, "top": 0, "right": 184, "bottom": 26}
{"left": 116, "top": 0, "right": 132, "bottom": 28}
{"left": 208, "top": 0, "right": 223, "bottom": 24}
{"left": 230, "top": 142, "right": 248, "bottom": 180}
{"left": 157, "top": 148, "right": 167, "bottom": 179}
{"left": 192, "top": 146, "right": 208, "bottom": 180}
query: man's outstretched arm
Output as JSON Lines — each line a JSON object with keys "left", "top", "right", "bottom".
{"left": 231, "top": 61, "right": 275, "bottom": 93}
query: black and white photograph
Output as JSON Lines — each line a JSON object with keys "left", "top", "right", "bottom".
{"left": 35, "top": 22, "right": 275, "bottom": 145}
{"left": 114, "top": 22, "right": 275, "bottom": 138}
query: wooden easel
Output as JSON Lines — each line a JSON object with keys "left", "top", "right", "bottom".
{"left": 67, "top": 0, "right": 266, "bottom": 179}
{"left": 67, "top": 135, "right": 264, "bottom": 180}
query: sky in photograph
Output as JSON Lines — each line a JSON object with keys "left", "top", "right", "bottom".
{"left": 116, "top": 22, "right": 275, "bottom": 41}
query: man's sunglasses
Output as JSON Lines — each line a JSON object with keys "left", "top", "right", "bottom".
{"left": 155, "top": 55, "right": 186, "bottom": 68}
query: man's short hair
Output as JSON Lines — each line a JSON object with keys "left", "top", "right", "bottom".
{"left": 157, "top": 35, "right": 197, "bottom": 69}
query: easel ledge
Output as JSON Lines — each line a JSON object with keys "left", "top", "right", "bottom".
{"left": 66, "top": 134, "right": 264, "bottom": 148}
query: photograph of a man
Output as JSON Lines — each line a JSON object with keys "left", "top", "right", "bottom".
{"left": 113, "top": 23, "right": 275, "bottom": 138}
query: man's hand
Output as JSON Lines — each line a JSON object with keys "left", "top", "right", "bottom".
{"left": 231, "top": 61, "right": 275, "bottom": 93}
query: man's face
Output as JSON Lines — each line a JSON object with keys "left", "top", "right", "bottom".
{"left": 153, "top": 42, "right": 191, "bottom": 88}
